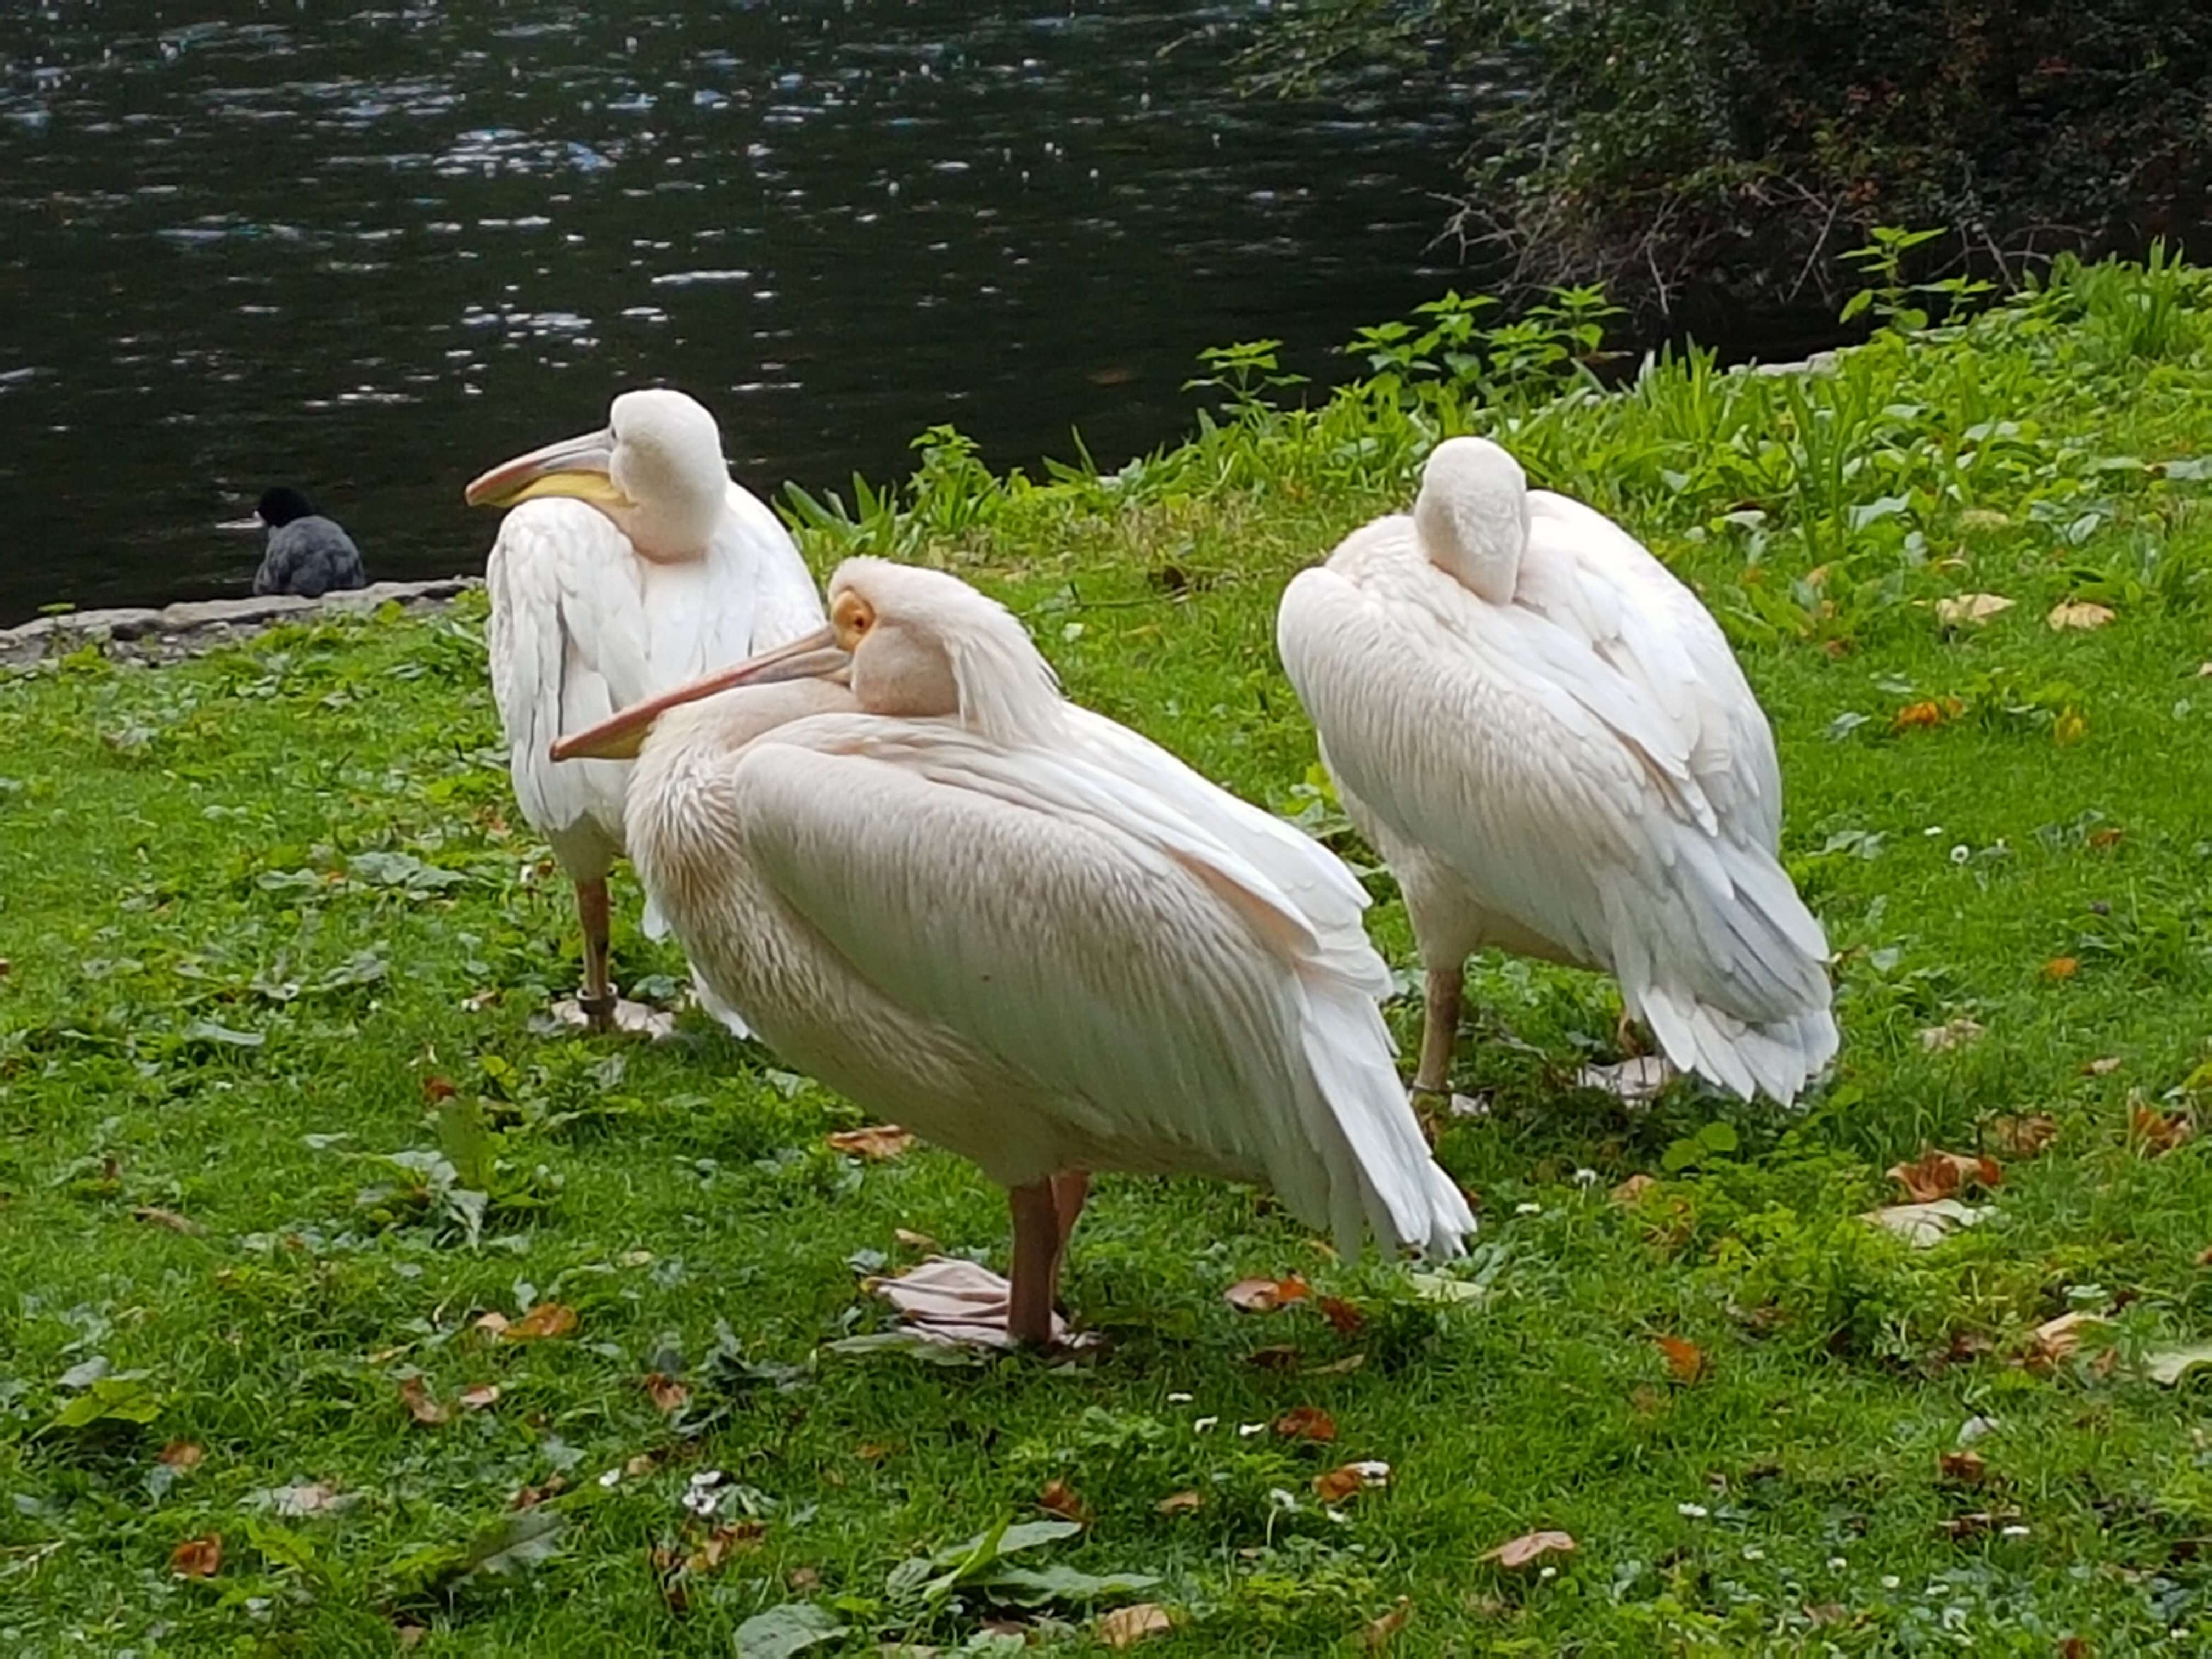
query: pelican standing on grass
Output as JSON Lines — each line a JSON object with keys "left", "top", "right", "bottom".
{"left": 466, "top": 388, "right": 823, "bottom": 1033}
{"left": 1277, "top": 437, "right": 1837, "bottom": 1106}
{"left": 552, "top": 559, "right": 1474, "bottom": 1346}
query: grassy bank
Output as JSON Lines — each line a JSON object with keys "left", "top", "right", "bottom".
{"left": 4, "top": 259, "right": 2212, "bottom": 1655}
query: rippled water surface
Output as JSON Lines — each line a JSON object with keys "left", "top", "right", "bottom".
{"left": 0, "top": 0, "right": 1471, "bottom": 620}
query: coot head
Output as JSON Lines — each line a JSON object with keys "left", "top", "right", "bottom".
{"left": 257, "top": 487, "right": 317, "bottom": 528}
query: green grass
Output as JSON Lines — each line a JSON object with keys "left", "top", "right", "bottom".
{"left": 5, "top": 259, "right": 2212, "bottom": 1655}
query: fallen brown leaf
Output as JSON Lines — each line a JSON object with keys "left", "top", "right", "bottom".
{"left": 270, "top": 1481, "right": 348, "bottom": 1517}
{"left": 1096, "top": 1604, "right": 1174, "bottom": 1649}
{"left": 396, "top": 1624, "right": 428, "bottom": 1650}
{"left": 422, "top": 1075, "right": 458, "bottom": 1102}
{"left": 892, "top": 1227, "right": 940, "bottom": 1252}
{"left": 1987, "top": 1114, "right": 2059, "bottom": 1156}
{"left": 854, "top": 1442, "right": 895, "bottom": 1462}
{"left": 2083, "top": 1056, "right": 2123, "bottom": 1076}
{"left": 1935, "top": 592, "right": 2015, "bottom": 628}
{"left": 2048, "top": 600, "right": 2115, "bottom": 631}
{"left": 1919, "top": 1018, "right": 1986, "bottom": 1053}
{"left": 1361, "top": 1599, "right": 1412, "bottom": 1649}
{"left": 1224, "top": 1274, "right": 1309, "bottom": 1312}
{"left": 1307, "top": 1352, "right": 1368, "bottom": 1376}
{"left": 1938, "top": 1450, "right": 1987, "bottom": 1485}
{"left": 1655, "top": 1335, "right": 1707, "bottom": 1383}
{"left": 157, "top": 1440, "right": 205, "bottom": 1469}
{"left": 399, "top": 1375, "right": 448, "bottom": 1426}
{"left": 1939, "top": 1509, "right": 2022, "bottom": 1539}
{"left": 1888, "top": 1149, "right": 2002, "bottom": 1204}
{"left": 644, "top": 1373, "right": 690, "bottom": 1414}
{"left": 132, "top": 1205, "right": 205, "bottom": 1235}
{"left": 1314, "top": 1460, "right": 1391, "bottom": 1503}
{"left": 1318, "top": 1295, "right": 1367, "bottom": 1335}
{"left": 689, "top": 1522, "right": 766, "bottom": 1573}
{"left": 2027, "top": 1311, "right": 2106, "bottom": 1369}
{"left": 1245, "top": 1344, "right": 1302, "bottom": 1370}
{"left": 1892, "top": 699, "right": 1956, "bottom": 732}
{"left": 1038, "top": 1479, "right": 1091, "bottom": 1525}
{"left": 1155, "top": 1490, "right": 1204, "bottom": 1516}
{"left": 2197, "top": 1245, "right": 2212, "bottom": 1269}
{"left": 170, "top": 1532, "right": 223, "bottom": 1578}
{"left": 472, "top": 1311, "right": 511, "bottom": 1338}
{"left": 2087, "top": 827, "right": 2124, "bottom": 851}
{"left": 787, "top": 1566, "right": 821, "bottom": 1592}
{"left": 825, "top": 1124, "right": 915, "bottom": 1160}
{"left": 511, "top": 1476, "right": 565, "bottom": 1509}
{"left": 503, "top": 1302, "right": 578, "bottom": 1341}
{"left": 2132, "top": 1102, "right": 2194, "bottom": 1157}
{"left": 1610, "top": 1173, "right": 1658, "bottom": 1205}
{"left": 1273, "top": 1406, "right": 1338, "bottom": 1442}
{"left": 1481, "top": 1529, "right": 1577, "bottom": 1570}
{"left": 458, "top": 1384, "right": 500, "bottom": 1411}
{"left": 2058, "top": 1638, "right": 2091, "bottom": 1659}
{"left": 2042, "top": 956, "right": 2080, "bottom": 981}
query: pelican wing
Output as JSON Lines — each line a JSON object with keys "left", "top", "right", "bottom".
{"left": 484, "top": 499, "right": 651, "bottom": 865}
{"left": 1278, "top": 555, "right": 1833, "bottom": 1102}
{"left": 729, "top": 718, "right": 1470, "bottom": 1259}
{"left": 717, "top": 478, "right": 827, "bottom": 653}
{"left": 1522, "top": 491, "right": 1783, "bottom": 848}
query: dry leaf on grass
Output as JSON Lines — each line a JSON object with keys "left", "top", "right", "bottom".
{"left": 1940, "top": 1509, "right": 2023, "bottom": 1539}
{"left": 2048, "top": 600, "right": 2115, "bottom": 630}
{"left": 1892, "top": 699, "right": 1961, "bottom": 732}
{"left": 2027, "top": 1311, "right": 2106, "bottom": 1369}
{"left": 503, "top": 1303, "right": 578, "bottom": 1341}
{"left": 2142, "top": 1341, "right": 2212, "bottom": 1386}
{"left": 1864, "top": 1199, "right": 1985, "bottom": 1248}
{"left": 644, "top": 1374, "right": 689, "bottom": 1414}
{"left": 2083, "top": 1056, "right": 2123, "bottom": 1076}
{"left": 1361, "top": 1599, "right": 1412, "bottom": 1649}
{"left": 892, "top": 1227, "right": 940, "bottom": 1252}
{"left": 1314, "top": 1461, "right": 1392, "bottom": 1502}
{"left": 2132, "top": 1103, "right": 2195, "bottom": 1156}
{"left": 399, "top": 1376, "right": 449, "bottom": 1426}
{"left": 1155, "top": 1490, "right": 1203, "bottom": 1516}
{"left": 2042, "top": 956, "right": 2080, "bottom": 981}
{"left": 1655, "top": 1335, "right": 1707, "bottom": 1383}
{"left": 472, "top": 1311, "right": 510, "bottom": 1338}
{"left": 1986, "top": 1114, "right": 2059, "bottom": 1156}
{"left": 1936, "top": 592, "right": 2015, "bottom": 628}
{"left": 458, "top": 1384, "right": 500, "bottom": 1411}
{"left": 132, "top": 1205, "right": 205, "bottom": 1235}
{"left": 689, "top": 1522, "right": 766, "bottom": 1572}
{"left": 1224, "top": 1275, "right": 1309, "bottom": 1312}
{"left": 1038, "top": 1479, "right": 1091, "bottom": 1524}
{"left": 825, "top": 1124, "right": 915, "bottom": 1160}
{"left": 1318, "top": 1295, "right": 1367, "bottom": 1335}
{"left": 1245, "top": 1344, "right": 1302, "bottom": 1370}
{"left": 1096, "top": 1603, "right": 1174, "bottom": 1648}
{"left": 1274, "top": 1406, "right": 1338, "bottom": 1442}
{"left": 1610, "top": 1173, "right": 1659, "bottom": 1205}
{"left": 269, "top": 1482, "right": 349, "bottom": 1517}
{"left": 1919, "top": 1018, "right": 1986, "bottom": 1053}
{"left": 1938, "top": 1450, "right": 1987, "bottom": 1484}
{"left": 1888, "top": 1149, "right": 2002, "bottom": 1203}
{"left": 169, "top": 1533, "right": 223, "bottom": 1577}
{"left": 1481, "top": 1530, "right": 1576, "bottom": 1570}
{"left": 158, "top": 1440, "right": 205, "bottom": 1469}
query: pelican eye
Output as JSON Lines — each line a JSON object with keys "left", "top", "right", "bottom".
{"left": 831, "top": 593, "right": 876, "bottom": 648}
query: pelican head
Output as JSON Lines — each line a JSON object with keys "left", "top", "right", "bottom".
{"left": 551, "top": 558, "right": 1064, "bottom": 762}
{"left": 464, "top": 388, "right": 728, "bottom": 560}
{"left": 1413, "top": 436, "right": 1529, "bottom": 604}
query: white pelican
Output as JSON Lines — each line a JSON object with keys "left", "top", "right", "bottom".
{"left": 465, "top": 388, "right": 823, "bottom": 1032}
{"left": 551, "top": 558, "right": 1473, "bottom": 1345}
{"left": 1276, "top": 437, "right": 1837, "bottom": 1106}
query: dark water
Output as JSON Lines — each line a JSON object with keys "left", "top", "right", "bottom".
{"left": 0, "top": 0, "right": 1474, "bottom": 624}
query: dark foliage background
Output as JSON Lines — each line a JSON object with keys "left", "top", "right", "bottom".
{"left": 1245, "top": 0, "right": 2212, "bottom": 309}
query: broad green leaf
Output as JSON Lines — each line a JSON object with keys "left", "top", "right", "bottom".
{"left": 734, "top": 1603, "right": 848, "bottom": 1659}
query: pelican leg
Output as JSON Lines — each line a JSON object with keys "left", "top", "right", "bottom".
{"left": 1047, "top": 1170, "right": 1091, "bottom": 1305}
{"left": 1412, "top": 961, "right": 1464, "bottom": 1096}
{"left": 576, "top": 878, "right": 617, "bottom": 1034}
{"left": 1007, "top": 1181, "right": 1063, "bottom": 1348}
